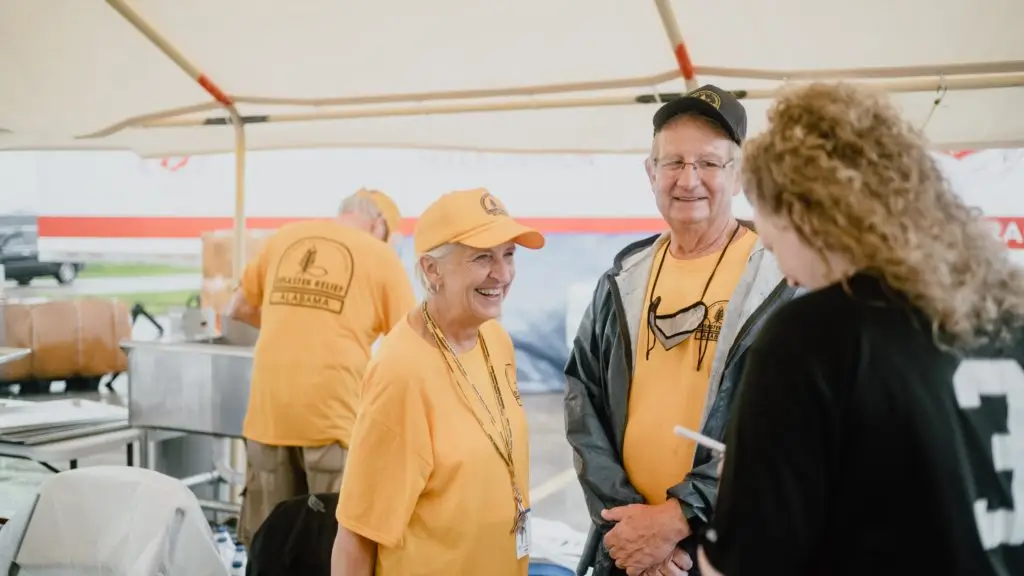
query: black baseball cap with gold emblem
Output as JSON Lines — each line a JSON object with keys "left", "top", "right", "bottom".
{"left": 652, "top": 84, "right": 747, "bottom": 145}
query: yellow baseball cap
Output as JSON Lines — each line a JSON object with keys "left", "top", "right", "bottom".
{"left": 356, "top": 188, "right": 402, "bottom": 242}
{"left": 414, "top": 188, "right": 546, "bottom": 256}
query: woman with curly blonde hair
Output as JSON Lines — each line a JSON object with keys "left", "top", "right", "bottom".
{"left": 696, "top": 83, "right": 1024, "bottom": 576}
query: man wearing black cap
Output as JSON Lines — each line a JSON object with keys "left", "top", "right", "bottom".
{"left": 564, "top": 85, "right": 797, "bottom": 576}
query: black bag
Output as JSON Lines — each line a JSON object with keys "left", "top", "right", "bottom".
{"left": 246, "top": 492, "right": 338, "bottom": 576}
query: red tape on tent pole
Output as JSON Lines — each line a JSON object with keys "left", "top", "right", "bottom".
{"left": 197, "top": 74, "right": 233, "bottom": 106}
{"left": 673, "top": 42, "right": 696, "bottom": 81}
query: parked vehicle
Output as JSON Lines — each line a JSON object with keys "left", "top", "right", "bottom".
{"left": 0, "top": 214, "right": 84, "bottom": 286}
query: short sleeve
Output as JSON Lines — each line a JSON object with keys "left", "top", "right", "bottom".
{"left": 376, "top": 251, "right": 416, "bottom": 335}
{"left": 336, "top": 361, "right": 433, "bottom": 547}
{"left": 240, "top": 241, "right": 271, "bottom": 307}
{"left": 702, "top": 301, "right": 850, "bottom": 575}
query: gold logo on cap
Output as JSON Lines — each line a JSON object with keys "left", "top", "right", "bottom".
{"left": 480, "top": 192, "right": 509, "bottom": 217}
{"left": 691, "top": 89, "right": 721, "bottom": 109}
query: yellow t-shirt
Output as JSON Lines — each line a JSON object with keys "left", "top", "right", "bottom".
{"left": 240, "top": 220, "right": 416, "bottom": 447}
{"left": 623, "top": 230, "right": 758, "bottom": 504}
{"left": 336, "top": 317, "right": 530, "bottom": 576}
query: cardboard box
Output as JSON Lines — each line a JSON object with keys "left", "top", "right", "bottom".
{"left": 200, "top": 229, "right": 276, "bottom": 333}
{"left": 201, "top": 229, "right": 275, "bottom": 280}
{"left": 0, "top": 298, "right": 131, "bottom": 382}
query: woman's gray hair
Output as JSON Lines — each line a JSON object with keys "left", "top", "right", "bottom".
{"left": 415, "top": 243, "right": 456, "bottom": 293}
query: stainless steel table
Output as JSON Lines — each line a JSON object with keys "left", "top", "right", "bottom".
{"left": 122, "top": 330, "right": 256, "bottom": 516}
{"left": 122, "top": 336, "right": 252, "bottom": 438}
{"left": 0, "top": 427, "right": 143, "bottom": 473}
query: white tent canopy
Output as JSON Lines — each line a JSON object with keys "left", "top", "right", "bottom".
{"left": 1, "top": 0, "right": 1023, "bottom": 157}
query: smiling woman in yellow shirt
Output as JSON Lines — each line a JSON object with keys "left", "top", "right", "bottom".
{"left": 331, "top": 188, "right": 545, "bottom": 576}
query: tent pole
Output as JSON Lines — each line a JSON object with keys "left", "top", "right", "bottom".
{"left": 227, "top": 113, "right": 247, "bottom": 506}
{"left": 126, "top": 72, "right": 1024, "bottom": 132}
{"left": 653, "top": 0, "right": 699, "bottom": 91}
{"left": 230, "top": 118, "right": 248, "bottom": 280}
{"left": 104, "top": 0, "right": 246, "bottom": 273}
{"left": 74, "top": 59, "right": 1024, "bottom": 140}
{"left": 105, "top": 0, "right": 248, "bottom": 506}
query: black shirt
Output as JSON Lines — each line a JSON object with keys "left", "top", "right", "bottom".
{"left": 702, "top": 273, "right": 1024, "bottom": 575}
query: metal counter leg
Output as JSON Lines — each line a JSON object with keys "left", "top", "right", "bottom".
{"left": 137, "top": 432, "right": 158, "bottom": 470}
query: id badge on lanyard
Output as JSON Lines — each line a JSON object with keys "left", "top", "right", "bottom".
{"left": 516, "top": 507, "right": 532, "bottom": 559}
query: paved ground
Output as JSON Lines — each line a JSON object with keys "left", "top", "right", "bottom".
{"left": 5, "top": 273, "right": 201, "bottom": 296}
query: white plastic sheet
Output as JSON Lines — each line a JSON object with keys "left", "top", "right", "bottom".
{"left": 530, "top": 517, "right": 589, "bottom": 570}
{"left": 13, "top": 466, "right": 227, "bottom": 576}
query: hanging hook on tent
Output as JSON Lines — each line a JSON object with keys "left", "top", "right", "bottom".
{"left": 920, "top": 74, "right": 948, "bottom": 132}
{"left": 936, "top": 74, "right": 949, "bottom": 103}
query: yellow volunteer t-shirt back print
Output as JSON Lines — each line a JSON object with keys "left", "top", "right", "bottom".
{"left": 337, "top": 318, "right": 530, "bottom": 576}
{"left": 269, "top": 236, "right": 354, "bottom": 314}
{"left": 241, "top": 220, "right": 415, "bottom": 448}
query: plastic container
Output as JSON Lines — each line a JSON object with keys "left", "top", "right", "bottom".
{"left": 230, "top": 543, "right": 248, "bottom": 575}
{"left": 214, "top": 526, "right": 235, "bottom": 568}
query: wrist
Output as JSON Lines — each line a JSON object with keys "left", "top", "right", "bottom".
{"left": 664, "top": 498, "right": 691, "bottom": 540}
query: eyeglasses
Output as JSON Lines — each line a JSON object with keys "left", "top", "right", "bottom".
{"left": 655, "top": 159, "right": 734, "bottom": 175}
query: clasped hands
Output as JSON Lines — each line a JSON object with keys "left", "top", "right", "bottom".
{"left": 601, "top": 500, "right": 692, "bottom": 576}
{"left": 604, "top": 459, "right": 727, "bottom": 575}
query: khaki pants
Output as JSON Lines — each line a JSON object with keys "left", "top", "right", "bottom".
{"left": 237, "top": 439, "right": 348, "bottom": 545}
